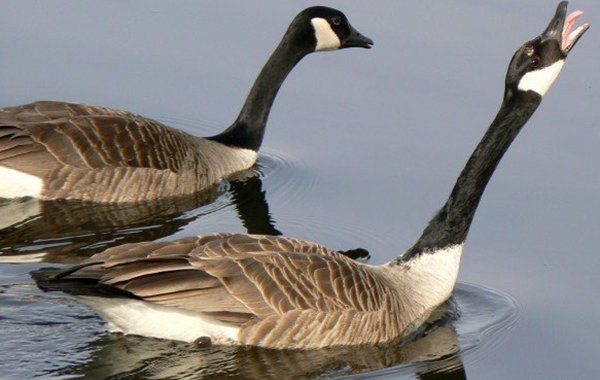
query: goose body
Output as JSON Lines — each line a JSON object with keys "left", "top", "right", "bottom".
{"left": 35, "top": 234, "right": 462, "bottom": 348}
{"left": 0, "top": 7, "right": 372, "bottom": 202}
{"left": 0, "top": 101, "right": 256, "bottom": 202}
{"left": 32, "top": 2, "right": 588, "bottom": 349}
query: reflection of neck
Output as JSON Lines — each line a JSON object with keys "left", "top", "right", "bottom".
{"left": 417, "top": 348, "right": 467, "bottom": 380}
{"left": 402, "top": 91, "right": 542, "bottom": 259}
{"left": 209, "top": 31, "right": 311, "bottom": 151}
{"left": 230, "top": 176, "right": 280, "bottom": 236}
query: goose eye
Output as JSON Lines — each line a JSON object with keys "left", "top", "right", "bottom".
{"left": 331, "top": 16, "right": 341, "bottom": 26}
{"left": 531, "top": 57, "right": 540, "bottom": 68}
{"left": 525, "top": 46, "right": 535, "bottom": 57}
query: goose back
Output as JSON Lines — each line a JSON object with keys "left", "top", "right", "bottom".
{"left": 0, "top": 101, "right": 256, "bottom": 202}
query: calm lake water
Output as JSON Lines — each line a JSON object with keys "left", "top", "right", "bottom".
{"left": 1, "top": 1, "right": 599, "bottom": 379}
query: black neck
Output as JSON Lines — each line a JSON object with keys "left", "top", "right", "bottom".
{"left": 402, "top": 91, "right": 542, "bottom": 259}
{"left": 208, "top": 29, "right": 312, "bottom": 151}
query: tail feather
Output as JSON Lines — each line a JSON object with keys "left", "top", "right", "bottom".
{"left": 30, "top": 267, "right": 127, "bottom": 297}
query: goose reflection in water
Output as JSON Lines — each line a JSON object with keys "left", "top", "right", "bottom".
{"left": 0, "top": 172, "right": 259, "bottom": 264}
{"left": 64, "top": 299, "right": 466, "bottom": 380}
{"left": 0, "top": 164, "right": 368, "bottom": 264}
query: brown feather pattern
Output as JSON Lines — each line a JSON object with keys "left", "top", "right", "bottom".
{"left": 0, "top": 101, "right": 256, "bottom": 202}
{"left": 66, "top": 233, "right": 432, "bottom": 349}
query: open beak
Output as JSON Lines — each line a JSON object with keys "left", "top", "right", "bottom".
{"left": 543, "top": 1, "right": 589, "bottom": 54}
{"left": 341, "top": 24, "right": 374, "bottom": 49}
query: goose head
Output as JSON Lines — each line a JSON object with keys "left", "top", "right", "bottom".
{"left": 506, "top": 1, "right": 589, "bottom": 98}
{"left": 289, "top": 6, "right": 373, "bottom": 53}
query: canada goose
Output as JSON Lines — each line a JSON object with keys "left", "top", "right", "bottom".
{"left": 66, "top": 302, "right": 465, "bottom": 379}
{"left": 32, "top": 2, "right": 588, "bottom": 349}
{"left": 0, "top": 6, "right": 372, "bottom": 203}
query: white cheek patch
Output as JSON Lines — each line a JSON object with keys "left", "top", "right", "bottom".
{"left": 0, "top": 166, "right": 43, "bottom": 199}
{"left": 518, "top": 60, "right": 565, "bottom": 96}
{"left": 311, "top": 18, "right": 341, "bottom": 51}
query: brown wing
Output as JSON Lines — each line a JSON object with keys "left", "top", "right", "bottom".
{"left": 188, "top": 235, "right": 394, "bottom": 347}
{"left": 71, "top": 234, "right": 388, "bottom": 327}
{"left": 0, "top": 101, "right": 199, "bottom": 176}
{"left": 189, "top": 234, "right": 388, "bottom": 316}
{"left": 68, "top": 234, "right": 253, "bottom": 323}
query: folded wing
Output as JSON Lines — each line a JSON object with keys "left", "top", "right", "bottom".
{"left": 58, "top": 233, "right": 388, "bottom": 329}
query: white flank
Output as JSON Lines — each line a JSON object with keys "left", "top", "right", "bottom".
{"left": 311, "top": 18, "right": 341, "bottom": 51}
{"left": 388, "top": 245, "right": 463, "bottom": 312}
{"left": 0, "top": 166, "right": 43, "bottom": 199}
{"left": 77, "top": 296, "right": 240, "bottom": 344}
{"left": 518, "top": 60, "right": 565, "bottom": 96}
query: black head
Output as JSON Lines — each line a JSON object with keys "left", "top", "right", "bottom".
{"left": 505, "top": 1, "right": 589, "bottom": 98}
{"left": 289, "top": 6, "right": 373, "bottom": 52}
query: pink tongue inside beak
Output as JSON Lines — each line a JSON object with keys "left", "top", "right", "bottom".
{"left": 562, "top": 10, "right": 584, "bottom": 50}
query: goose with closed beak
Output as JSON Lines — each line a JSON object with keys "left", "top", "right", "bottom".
{"left": 0, "top": 6, "right": 372, "bottom": 202}
{"left": 32, "top": 2, "right": 588, "bottom": 349}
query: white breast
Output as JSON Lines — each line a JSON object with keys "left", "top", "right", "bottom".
{"left": 231, "top": 148, "right": 259, "bottom": 168}
{"left": 389, "top": 245, "right": 463, "bottom": 312}
{"left": 0, "top": 166, "right": 43, "bottom": 199}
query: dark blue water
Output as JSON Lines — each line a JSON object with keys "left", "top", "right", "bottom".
{"left": 1, "top": 1, "right": 599, "bottom": 379}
